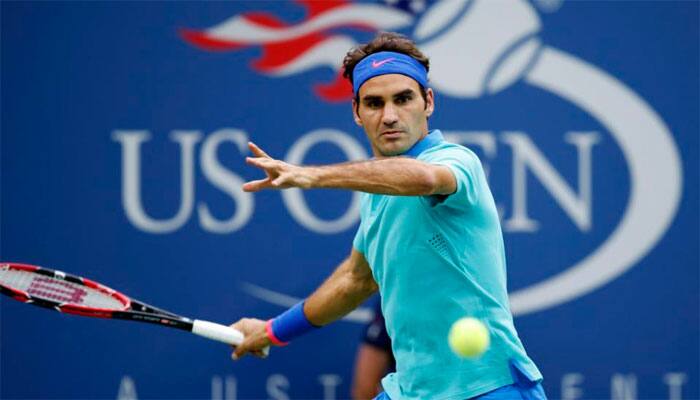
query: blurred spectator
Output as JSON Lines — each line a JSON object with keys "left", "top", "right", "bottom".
{"left": 351, "top": 296, "right": 395, "bottom": 399}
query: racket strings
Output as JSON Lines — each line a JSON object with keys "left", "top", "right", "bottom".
{"left": 0, "top": 268, "right": 125, "bottom": 310}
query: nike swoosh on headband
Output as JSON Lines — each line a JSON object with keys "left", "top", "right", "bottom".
{"left": 372, "top": 58, "right": 395, "bottom": 68}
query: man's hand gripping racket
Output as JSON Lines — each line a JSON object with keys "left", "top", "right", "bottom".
{"left": 0, "top": 262, "right": 271, "bottom": 357}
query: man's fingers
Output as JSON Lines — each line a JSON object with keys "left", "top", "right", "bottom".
{"left": 246, "top": 157, "right": 290, "bottom": 190}
{"left": 248, "top": 142, "right": 272, "bottom": 158}
{"left": 243, "top": 178, "right": 272, "bottom": 192}
{"left": 243, "top": 176, "right": 287, "bottom": 191}
{"left": 246, "top": 157, "right": 283, "bottom": 177}
{"left": 232, "top": 346, "right": 268, "bottom": 360}
{"left": 232, "top": 344, "right": 249, "bottom": 361}
{"left": 271, "top": 176, "right": 287, "bottom": 187}
{"left": 228, "top": 318, "right": 270, "bottom": 361}
{"left": 231, "top": 349, "right": 243, "bottom": 361}
{"left": 229, "top": 321, "right": 244, "bottom": 333}
{"left": 251, "top": 349, "right": 268, "bottom": 358}
{"left": 246, "top": 156, "right": 273, "bottom": 168}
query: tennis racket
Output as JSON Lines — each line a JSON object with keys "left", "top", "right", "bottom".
{"left": 0, "top": 262, "right": 265, "bottom": 353}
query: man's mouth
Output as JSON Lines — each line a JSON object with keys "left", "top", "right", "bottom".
{"left": 380, "top": 130, "right": 403, "bottom": 138}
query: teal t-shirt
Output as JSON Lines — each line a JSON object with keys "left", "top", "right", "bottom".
{"left": 353, "top": 130, "right": 542, "bottom": 400}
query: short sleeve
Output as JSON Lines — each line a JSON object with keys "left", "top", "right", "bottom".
{"left": 422, "top": 146, "right": 482, "bottom": 210}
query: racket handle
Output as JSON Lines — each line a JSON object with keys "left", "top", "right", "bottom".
{"left": 191, "top": 320, "right": 271, "bottom": 357}
{"left": 192, "top": 320, "right": 244, "bottom": 345}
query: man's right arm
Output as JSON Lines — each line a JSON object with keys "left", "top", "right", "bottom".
{"left": 230, "top": 249, "right": 377, "bottom": 359}
{"left": 242, "top": 142, "right": 456, "bottom": 196}
{"left": 305, "top": 248, "right": 378, "bottom": 325}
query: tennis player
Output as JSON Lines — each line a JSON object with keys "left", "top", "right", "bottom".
{"left": 230, "top": 32, "right": 547, "bottom": 400}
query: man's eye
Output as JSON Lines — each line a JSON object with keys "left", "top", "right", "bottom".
{"left": 367, "top": 100, "right": 382, "bottom": 108}
{"left": 396, "top": 95, "right": 411, "bottom": 104}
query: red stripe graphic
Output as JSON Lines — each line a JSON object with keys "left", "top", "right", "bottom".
{"left": 179, "top": 0, "right": 394, "bottom": 102}
{"left": 295, "top": 0, "right": 348, "bottom": 18}
{"left": 253, "top": 33, "right": 327, "bottom": 71}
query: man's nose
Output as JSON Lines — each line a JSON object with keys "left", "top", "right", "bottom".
{"left": 382, "top": 103, "right": 399, "bottom": 126}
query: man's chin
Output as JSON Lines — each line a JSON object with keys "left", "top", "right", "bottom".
{"left": 378, "top": 145, "right": 407, "bottom": 157}
{"left": 376, "top": 139, "right": 411, "bottom": 157}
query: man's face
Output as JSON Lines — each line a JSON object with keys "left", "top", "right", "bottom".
{"left": 352, "top": 74, "right": 434, "bottom": 157}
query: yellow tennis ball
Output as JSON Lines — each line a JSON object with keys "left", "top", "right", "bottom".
{"left": 448, "top": 317, "right": 490, "bottom": 358}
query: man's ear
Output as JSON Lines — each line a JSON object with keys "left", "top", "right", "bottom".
{"left": 352, "top": 98, "right": 363, "bottom": 126}
{"left": 425, "top": 88, "right": 435, "bottom": 118}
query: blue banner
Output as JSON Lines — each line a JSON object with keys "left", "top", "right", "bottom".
{"left": 2, "top": 1, "right": 697, "bottom": 399}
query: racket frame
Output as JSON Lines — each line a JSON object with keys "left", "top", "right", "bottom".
{"left": 0, "top": 262, "right": 251, "bottom": 348}
{"left": 0, "top": 263, "right": 195, "bottom": 332}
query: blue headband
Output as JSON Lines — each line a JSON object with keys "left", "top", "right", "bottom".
{"left": 352, "top": 51, "right": 428, "bottom": 94}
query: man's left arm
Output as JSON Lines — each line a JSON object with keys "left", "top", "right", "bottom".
{"left": 243, "top": 142, "right": 456, "bottom": 196}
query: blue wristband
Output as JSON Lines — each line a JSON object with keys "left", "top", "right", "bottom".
{"left": 271, "top": 301, "right": 319, "bottom": 343}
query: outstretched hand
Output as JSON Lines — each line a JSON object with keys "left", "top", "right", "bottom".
{"left": 243, "top": 142, "right": 316, "bottom": 192}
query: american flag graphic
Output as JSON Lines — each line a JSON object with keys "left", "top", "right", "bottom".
{"left": 180, "top": 0, "right": 433, "bottom": 102}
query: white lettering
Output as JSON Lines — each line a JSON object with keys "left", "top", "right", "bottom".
{"left": 225, "top": 376, "right": 237, "bottom": 400}
{"left": 282, "top": 129, "right": 368, "bottom": 234}
{"left": 212, "top": 376, "right": 222, "bottom": 400}
{"left": 116, "top": 375, "right": 138, "bottom": 400}
{"left": 561, "top": 373, "right": 584, "bottom": 400}
{"left": 266, "top": 374, "right": 290, "bottom": 400}
{"left": 114, "top": 129, "right": 602, "bottom": 236}
{"left": 664, "top": 372, "right": 687, "bottom": 400}
{"left": 318, "top": 374, "right": 342, "bottom": 400}
{"left": 198, "top": 129, "right": 254, "bottom": 233}
{"left": 206, "top": 371, "right": 695, "bottom": 399}
{"left": 565, "top": 131, "right": 601, "bottom": 230}
{"left": 212, "top": 375, "right": 237, "bottom": 400}
{"left": 113, "top": 130, "right": 201, "bottom": 233}
{"left": 501, "top": 131, "right": 599, "bottom": 232}
{"left": 611, "top": 373, "right": 637, "bottom": 400}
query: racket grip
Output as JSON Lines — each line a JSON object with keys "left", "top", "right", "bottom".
{"left": 192, "top": 320, "right": 244, "bottom": 345}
